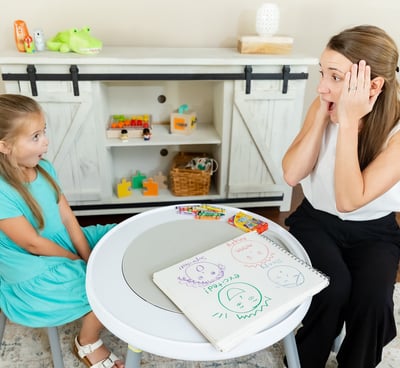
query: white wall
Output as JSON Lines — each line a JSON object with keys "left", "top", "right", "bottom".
{"left": 1, "top": 0, "right": 400, "bottom": 108}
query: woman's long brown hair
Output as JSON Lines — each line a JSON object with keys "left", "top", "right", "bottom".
{"left": 327, "top": 25, "right": 400, "bottom": 170}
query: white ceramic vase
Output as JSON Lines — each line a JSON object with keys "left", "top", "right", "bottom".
{"left": 255, "top": 3, "right": 280, "bottom": 37}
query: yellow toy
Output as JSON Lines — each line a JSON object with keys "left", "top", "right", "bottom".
{"left": 117, "top": 178, "right": 132, "bottom": 198}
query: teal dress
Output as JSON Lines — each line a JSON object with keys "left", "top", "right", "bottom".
{"left": 0, "top": 160, "right": 115, "bottom": 327}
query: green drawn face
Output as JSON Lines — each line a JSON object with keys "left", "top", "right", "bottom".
{"left": 218, "top": 282, "right": 262, "bottom": 313}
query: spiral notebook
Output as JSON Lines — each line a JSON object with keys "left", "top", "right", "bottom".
{"left": 153, "top": 230, "right": 329, "bottom": 352}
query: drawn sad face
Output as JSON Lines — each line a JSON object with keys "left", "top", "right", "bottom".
{"left": 267, "top": 265, "right": 305, "bottom": 288}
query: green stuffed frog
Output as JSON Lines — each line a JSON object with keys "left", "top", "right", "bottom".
{"left": 46, "top": 27, "right": 102, "bottom": 54}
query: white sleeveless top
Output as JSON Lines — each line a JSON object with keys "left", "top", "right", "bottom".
{"left": 301, "top": 122, "right": 400, "bottom": 220}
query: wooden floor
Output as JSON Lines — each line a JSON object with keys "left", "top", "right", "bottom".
{"left": 77, "top": 185, "right": 400, "bottom": 282}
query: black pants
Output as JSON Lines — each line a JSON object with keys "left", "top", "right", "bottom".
{"left": 285, "top": 199, "right": 400, "bottom": 368}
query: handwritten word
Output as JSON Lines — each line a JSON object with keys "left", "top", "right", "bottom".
{"left": 203, "top": 274, "right": 240, "bottom": 294}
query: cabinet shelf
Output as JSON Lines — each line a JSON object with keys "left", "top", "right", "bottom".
{"left": 104, "top": 123, "right": 221, "bottom": 147}
{"left": 108, "top": 187, "right": 220, "bottom": 204}
{"left": 0, "top": 47, "right": 317, "bottom": 214}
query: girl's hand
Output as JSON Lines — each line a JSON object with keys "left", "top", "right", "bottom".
{"left": 337, "top": 60, "right": 379, "bottom": 125}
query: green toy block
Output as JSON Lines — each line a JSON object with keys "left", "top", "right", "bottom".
{"left": 132, "top": 171, "right": 147, "bottom": 189}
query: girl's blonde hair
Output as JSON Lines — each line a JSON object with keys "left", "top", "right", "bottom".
{"left": 0, "top": 94, "right": 61, "bottom": 229}
{"left": 327, "top": 25, "right": 400, "bottom": 170}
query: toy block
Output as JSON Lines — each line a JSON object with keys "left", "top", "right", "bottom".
{"left": 153, "top": 171, "right": 168, "bottom": 189}
{"left": 143, "top": 178, "right": 158, "bottom": 196}
{"left": 106, "top": 114, "right": 152, "bottom": 138}
{"left": 132, "top": 171, "right": 147, "bottom": 189}
{"left": 117, "top": 178, "right": 132, "bottom": 198}
{"left": 170, "top": 111, "right": 197, "bottom": 135}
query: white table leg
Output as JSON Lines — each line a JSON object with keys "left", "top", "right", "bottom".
{"left": 283, "top": 331, "right": 301, "bottom": 368}
{"left": 125, "top": 346, "right": 142, "bottom": 368}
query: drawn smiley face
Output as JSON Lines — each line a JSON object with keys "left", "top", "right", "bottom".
{"left": 231, "top": 240, "right": 271, "bottom": 266}
{"left": 218, "top": 282, "right": 263, "bottom": 313}
{"left": 184, "top": 261, "right": 225, "bottom": 284}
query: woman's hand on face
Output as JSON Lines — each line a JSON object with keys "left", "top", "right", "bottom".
{"left": 317, "top": 97, "right": 331, "bottom": 120}
{"left": 337, "top": 60, "right": 379, "bottom": 125}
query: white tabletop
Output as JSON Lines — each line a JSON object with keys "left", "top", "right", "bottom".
{"left": 86, "top": 204, "right": 311, "bottom": 361}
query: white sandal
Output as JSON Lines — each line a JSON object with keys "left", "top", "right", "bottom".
{"left": 73, "top": 336, "right": 121, "bottom": 368}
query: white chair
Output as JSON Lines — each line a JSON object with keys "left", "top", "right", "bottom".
{"left": 0, "top": 309, "right": 65, "bottom": 368}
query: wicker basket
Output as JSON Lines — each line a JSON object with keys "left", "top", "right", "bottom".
{"left": 169, "top": 152, "right": 214, "bottom": 196}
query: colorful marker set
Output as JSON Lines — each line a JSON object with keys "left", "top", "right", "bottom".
{"left": 176, "top": 204, "right": 226, "bottom": 220}
{"left": 227, "top": 211, "right": 269, "bottom": 233}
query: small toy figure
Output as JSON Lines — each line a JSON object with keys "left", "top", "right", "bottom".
{"left": 143, "top": 128, "right": 151, "bottom": 141}
{"left": 14, "top": 20, "right": 29, "bottom": 52}
{"left": 119, "top": 129, "right": 128, "bottom": 142}
{"left": 24, "top": 35, "right": 35, "bottom": 53}
{"left": 33, "top": 29, "right": 45, "bottom": 51}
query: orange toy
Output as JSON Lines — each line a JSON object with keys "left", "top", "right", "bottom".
{"left": 143, "top": 178, "right": 158, "bottom": 196}
{"left": 14, "top": 20, "right": 30, "bottom": 52}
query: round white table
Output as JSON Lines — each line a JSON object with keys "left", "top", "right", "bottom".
{"left": 86, "top": 204, "right": 311, "bottom": 368}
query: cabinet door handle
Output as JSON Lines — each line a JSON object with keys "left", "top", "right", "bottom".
{"left": 244, "top": 65, "right": 253, "bottom": 95}
{"left": 27, "top": 64, "right": 37, "bottom": 96}
{"left": 282, "top": 65, "right": 290, "bottom": 94}
{"left": 70, "top": 65, "right": 80, "bottom": 96}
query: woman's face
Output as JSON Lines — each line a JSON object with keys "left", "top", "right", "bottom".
{"left": 317, "top": 48, "right": 353, "bottom": 122}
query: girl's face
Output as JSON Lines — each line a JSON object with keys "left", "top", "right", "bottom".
{"left": 12, "top": 112, "right": 48, "bottom": 170}
{"left": 317, "top": 48, "right": 353, "bottom": 122}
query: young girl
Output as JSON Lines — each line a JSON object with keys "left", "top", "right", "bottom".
{"left": 282, "top": 25, "right": 400, "bottom": 368}
{"left": 0, "top": 94, "right": 124, "bottom": 368}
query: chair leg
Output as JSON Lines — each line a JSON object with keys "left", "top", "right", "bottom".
{"left": 0, "top": 311, "right": 6, "bottom": 344}
{"left": 283, "top": 331, "right": 301, "bottom": 368}
{"left": 1, "top": 311, "right": 64, "bottom": 368}
{"left": 47, "top": 327, "right": 64, "bottom": 368}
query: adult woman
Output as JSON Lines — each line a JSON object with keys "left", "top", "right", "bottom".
{"left": 282, "top": 25, "right": 400, "bottom": 368}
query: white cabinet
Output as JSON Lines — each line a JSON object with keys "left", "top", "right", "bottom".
{"left": 0, "top": 47, "right": 316, "bottom": 215}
